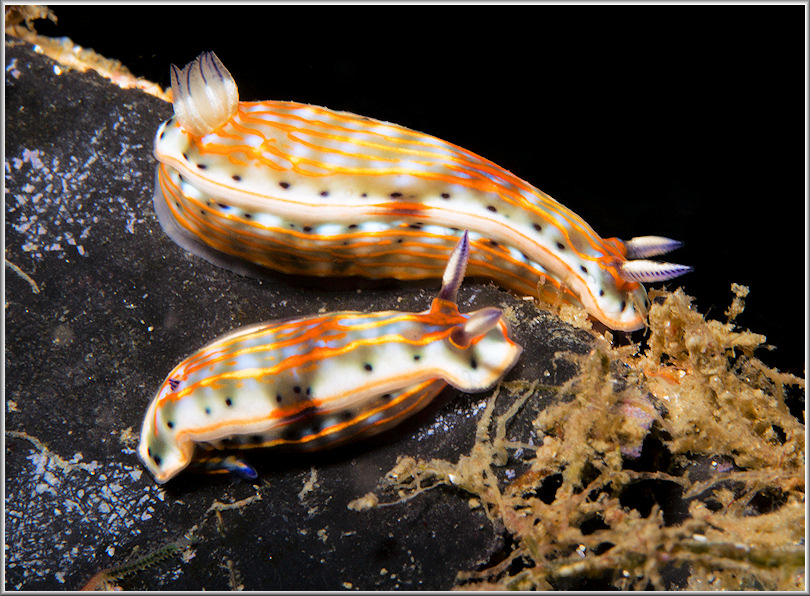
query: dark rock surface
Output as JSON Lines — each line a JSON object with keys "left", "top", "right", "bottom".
{"left": 5, "top": 39, "right": 596, "bottom": 590}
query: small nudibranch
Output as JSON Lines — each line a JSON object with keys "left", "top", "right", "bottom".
{"left": 139, "top": 233, "right": 522, "bottom": 484}
{"left": 153, "top": 52, "right": 691, "bottom": 331}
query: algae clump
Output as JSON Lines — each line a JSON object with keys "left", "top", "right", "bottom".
{"left": 352, "top": 285, "right": 805, "bottom": 590}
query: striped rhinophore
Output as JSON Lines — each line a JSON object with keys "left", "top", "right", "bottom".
{"left": 139, "top": 233, "right": 522, "bottom": 483}
{"left": 153, "top": 52, "right": 690, "bottom": 331}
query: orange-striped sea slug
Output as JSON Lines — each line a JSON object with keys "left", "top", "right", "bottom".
{"left": 153, "top": 52, "right": 690, "bottom": 332}
{"left": 139, "top": 233, "right": 522, "bottom": 483}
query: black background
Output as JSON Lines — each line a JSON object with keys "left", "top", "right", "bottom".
{"left": 31, "top": 5, "right": 805, "bottom": 379}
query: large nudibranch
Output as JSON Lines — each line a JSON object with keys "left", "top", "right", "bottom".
{"left": 153, "top": 51, "right": 690, "bottom": 331}
{"left": 139, "top": 233, "right": 522, "bottom": 483}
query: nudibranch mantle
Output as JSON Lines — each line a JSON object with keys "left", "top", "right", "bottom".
{"left": 139, "top": 233, "right": 522, "bottom": 483}
{"left": 153, "top": 51, "right": 690, "bottom": 331}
